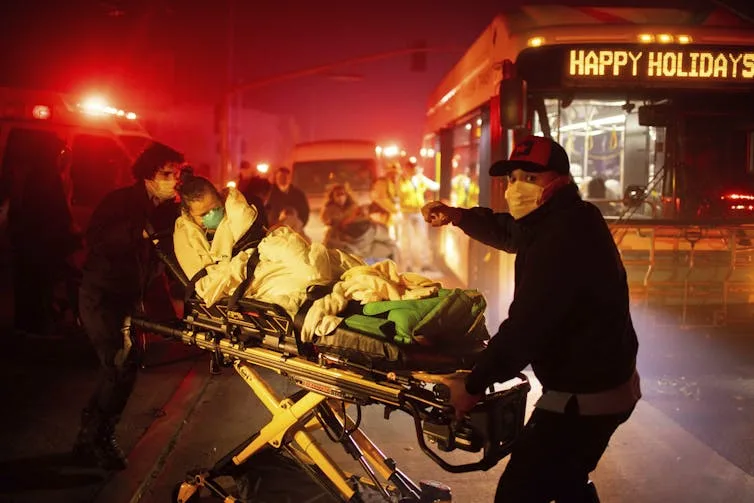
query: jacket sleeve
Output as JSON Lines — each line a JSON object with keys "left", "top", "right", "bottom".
{"left": 85, "top": 192, "right": 142, "bottom": 256}
{"left": 464, "top": 226, "right": 581, "bottom": 394}
{"left": 455, "top": 207, "right": 520, "bottom": 253}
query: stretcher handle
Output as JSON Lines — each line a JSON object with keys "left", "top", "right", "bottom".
{"left": 144, "top": 226, "right": 191, "bottom": 288}
{"left": 407, "top": 374, "right": 530, "bottom": 474}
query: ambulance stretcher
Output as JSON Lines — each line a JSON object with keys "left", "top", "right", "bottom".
{"left": 129, "top": 241, "right": 530, "bottom": 503}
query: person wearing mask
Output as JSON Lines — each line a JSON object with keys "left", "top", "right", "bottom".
{"left": 266, "top": 166, "right": 310, "bottom": 228}
{"left": 423, "top": 135, "right": 640, "bottom": 502}
{"left": 398, "top": 159, "right": 439, "bottom": 273}
{"left": 72, "top": 142, "right": 185, "bottom": 471}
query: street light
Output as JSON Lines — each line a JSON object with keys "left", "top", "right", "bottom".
{"left": 216, "top": 44, "right": 462, "bottom": 176}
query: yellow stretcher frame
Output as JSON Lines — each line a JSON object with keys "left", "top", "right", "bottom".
{"left": 127, "top": 314, "right": 529, "bottom": 503}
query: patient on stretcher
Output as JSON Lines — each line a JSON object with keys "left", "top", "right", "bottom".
{"left": 173, "top": 174, "right": 488, "bottom": 348}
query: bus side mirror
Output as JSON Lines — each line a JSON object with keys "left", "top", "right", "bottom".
{"left": 499, "top": 77, "right": 527, "bottom": 130}
{"left": 638, "top": 104, "right": 671, "bottom": 127}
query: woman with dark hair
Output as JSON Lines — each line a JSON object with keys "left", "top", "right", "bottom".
{"left": 173, "top": 173, "right": 264, "bottom": 307}
{"left": 73, "top": 141, "right": 184, "bottom": 471}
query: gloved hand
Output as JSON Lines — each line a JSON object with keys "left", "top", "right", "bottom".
{"left": 421, "top": 201, "right": 462, "bottom": 227}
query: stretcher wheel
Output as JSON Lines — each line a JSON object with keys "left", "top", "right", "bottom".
{"left": 171, "top": 481, "right": 199, "bottom": 503}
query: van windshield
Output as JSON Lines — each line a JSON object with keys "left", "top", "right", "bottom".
{"left": 291, "top": 159, "right": 375, "bottom": 194}
{"left": 119, "top": 135, "right": 153, "bottom": 160}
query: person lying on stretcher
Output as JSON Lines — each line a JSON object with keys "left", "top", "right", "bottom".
{"left": 173, "top": 173, "right": 487, "bottom": 347}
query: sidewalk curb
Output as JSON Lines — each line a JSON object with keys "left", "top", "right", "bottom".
{"left": 94, "top": 356, "right": 213, "bottom": 503}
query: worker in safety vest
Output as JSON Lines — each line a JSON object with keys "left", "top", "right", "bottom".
{"left": 370, "top": 161, "right": 403, "bottom": 240}
{"left": 450, "top": 165, "right": 480, "bottom": 208}
{"left": 397, "top": 159, "right": 439, "bottom": 273}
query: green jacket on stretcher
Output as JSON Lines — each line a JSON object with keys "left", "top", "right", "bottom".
{"left": 343, "top": 288, "right": 487, "bottom": 345}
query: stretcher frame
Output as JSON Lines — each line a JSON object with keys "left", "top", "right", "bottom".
{"left": 132, "top": 235, "right": 530, "bottom": 502}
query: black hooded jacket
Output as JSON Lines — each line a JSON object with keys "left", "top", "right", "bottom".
{"left": 81, "top": 181, "right": 179, "bottom": 298}
{"left": 456, "top": 183, "right": 639, "bottom": 396}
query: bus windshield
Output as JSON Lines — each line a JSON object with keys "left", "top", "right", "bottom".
{"left": 292, "top": 159, "right": 375, "bottom": 195}
{"left": 532, "top": 95, "right": 754, "bottom": 220}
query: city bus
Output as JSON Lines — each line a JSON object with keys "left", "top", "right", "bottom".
{"left": 289, "top": 139, "right": 378, "bottom": 243}
{"left": 423, "top": 4, "right": 754, "bottom": 327}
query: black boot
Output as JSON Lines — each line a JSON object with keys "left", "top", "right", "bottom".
{"left": 72, "top": 410, "right": 128, "bottom": 471}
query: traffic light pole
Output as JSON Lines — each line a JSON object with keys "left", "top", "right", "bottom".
{"left": 217, "top": 44, "right": 459, "bottom": 178}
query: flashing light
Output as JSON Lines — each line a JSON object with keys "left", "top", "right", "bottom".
{"left": 657, "top": 33, "right": 674, "bottom": 44}
{"left": 381, "top": 145, "right": 399, "bottom": 158}
{"left": 409, "top": 156, "right": 417, "bottom": 164}
{"left": 32, "top": 105, "right": 51, "bottom": 120}
{"left": 465, "top": 123, "right": 472, "bottom": 130}
{"left": 721, "top": 193, "right": 754, "bottom": 201}
{"left": 677, "top": 34, "right": 692, "bottom": 44}
{"left": 227, "top": 181, "right": 237, "bottom": 189}
{"left": 419, "top": 148, "right": 427, "bottom": 157}
{"left": 375, "top": 146, "right": 383, "bottom": 155}
{"left": 721, "top": 193, "right": 754, "bottom": 211}
{"left": 256, "top": 163, "right": 270, "bottom": 174}
{"left": 78, "top": 96, "right": 138, "bottom": 120}
{"left": 476, "top": 118, "right": 482, "bottom": 126}
{"left": 400, "top": 150, "right": 407, "bottom": 157}
{"left": 427, "top": 148, "right": 435, "bottom": 157}
{"left": 527, "top": 36, "right": 545, "bottom": 48}
{"left": 638, "top": 34, "right": 654, "bottom": 43}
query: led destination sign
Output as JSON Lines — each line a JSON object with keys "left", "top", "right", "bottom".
{"left": 567, "top": 48, "right": 754, "bottom": 83}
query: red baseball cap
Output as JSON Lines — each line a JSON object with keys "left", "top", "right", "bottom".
{"left": 489, "top": 135, "right": 571, "bottom": 176}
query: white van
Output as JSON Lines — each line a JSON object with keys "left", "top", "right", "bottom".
{"left": 289, "top": 139, "right": 378, "bottom": 243}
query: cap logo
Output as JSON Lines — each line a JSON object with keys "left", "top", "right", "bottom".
{"left": 512, "top": 139, "right": 534, "bottom": 158}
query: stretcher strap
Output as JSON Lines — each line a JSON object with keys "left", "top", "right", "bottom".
{"left": 292, "top": 283, "right": 335, "bottom": 343}
{"left": 227, "top": 248, "right": 261, "bottom": 310}
{"left": 184, "top": 268, "right": 209, "bottom": 302}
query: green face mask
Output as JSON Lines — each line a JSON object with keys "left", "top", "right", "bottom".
{"left": 202, "top": 207, "right": 225, "bottom": 230}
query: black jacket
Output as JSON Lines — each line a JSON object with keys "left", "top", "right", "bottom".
{"left": 81, "top": 182, "right": 179, "bottom": 298}
{"left": 267, "top": 184, "right": 310, "bottom": 226}
{"left": 457, "top": 183, "right": 639, "bottom": 396}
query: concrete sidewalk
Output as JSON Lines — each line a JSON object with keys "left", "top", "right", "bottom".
{"left": 0, "top": 333, "right": 212, "bottom": 503}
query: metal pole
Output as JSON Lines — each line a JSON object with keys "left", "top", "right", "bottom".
{"left": 221, "top": 0, "right": 235, "bottom": 180}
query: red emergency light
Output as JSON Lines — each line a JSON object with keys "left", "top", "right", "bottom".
{"left": 32, "top": 105, "right": 51, "bottom": 120}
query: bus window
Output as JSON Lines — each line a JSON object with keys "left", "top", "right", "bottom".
{"left": 70, "top": 134, "right": 129, "bottom": 208}
{"left": 450, "top": 118, "right": 481, "bottom": 208}
{"left": 291, "top": 159, "right": 375, "bottom": 195}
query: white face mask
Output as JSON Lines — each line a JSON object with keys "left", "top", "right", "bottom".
{"left": 505, "top": 181, "right": 543, "bottom": 220}
{"left": 146, "top": 178, "right": 177, "bottom": 201}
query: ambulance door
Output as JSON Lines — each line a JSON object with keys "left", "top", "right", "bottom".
{"left": 68, "top": 132, "right": 131, "bottom": 232}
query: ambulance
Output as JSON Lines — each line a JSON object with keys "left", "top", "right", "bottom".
{"left": 0, "top": 87, "right": 154, "bottom": 232}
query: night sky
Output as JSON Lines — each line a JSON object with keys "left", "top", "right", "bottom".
{"left": 1, "top": 0, "right": 751, "bottom": 152}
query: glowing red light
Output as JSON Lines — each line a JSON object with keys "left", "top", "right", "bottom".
{"left": 721, "top": 193, "right": 754, "bottom": 201}
{"left": 32, "top": 105, "right": 51, "bottom": 120}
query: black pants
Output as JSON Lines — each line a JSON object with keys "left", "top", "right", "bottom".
{"left": 78, "top": 286, "right": 140, "bottom": 424}
{"left": 12, "top": 251, "right": 58, "bottom": 335}
{"left": 495, "top": 405, "right": 633, "bottom": 502}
